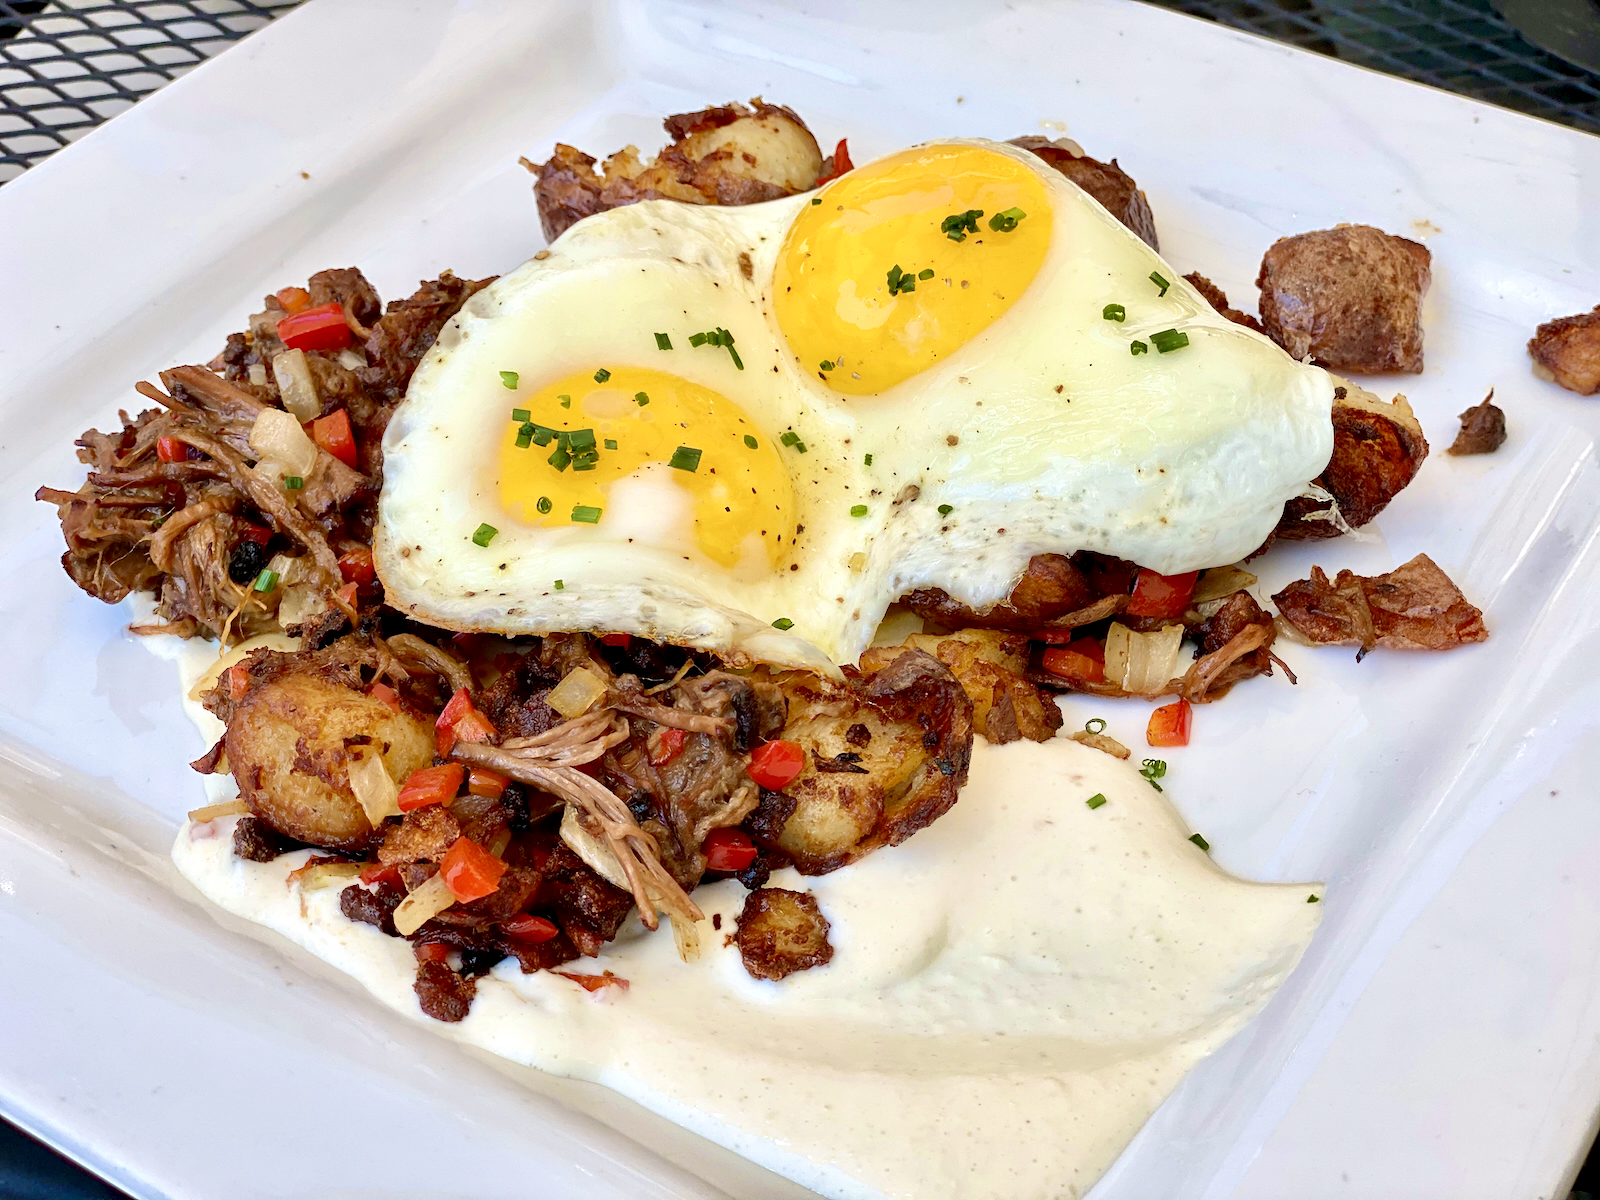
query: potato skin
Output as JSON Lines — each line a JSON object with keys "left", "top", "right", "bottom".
{"left": 735, "top": 888, "right": 833, "bottom": 981}
{"left": 225, "top": 673, "right": 434, "bottom": 851}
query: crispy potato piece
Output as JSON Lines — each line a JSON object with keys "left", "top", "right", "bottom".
{"left": 903, "top": 553, "right": 1097, "bottom": 632}
{"left": 1257, "top": 224, "right": 1431, "bottom": 373}
{"left": 1276, "top": 383, "right": 1428, "bottom": 540}
{"left": 225, "top": 673, "right": 434, "bottom": 851}
{"left": 1528, "top": 305, "right": 1600, "bottom": 395}
{"left": 734, "top": 888, "right": 833, "bottom": 981}
{"left": 1010, "top": 136, "right": 1159, "bottom": 250}
{"left": 1272, "top": 553, "right": 1487, "bottom": 655}
{"left": 532, "top": 99, "right": 823, "bottom": 241}
{"left": 861, "top": 628, "right": 1062, "bottom": 745}
{"left": 1448, "top": 391, "right": 1507, "bottom": 456}
{"left": 1183, "top": 272, "right": 1263, "bottom": 332}
{"left": 759, "top": 650, "right": 972, "bottom": 875}
{"left": 377, "top": 805, "right": 461, "bottom": 866}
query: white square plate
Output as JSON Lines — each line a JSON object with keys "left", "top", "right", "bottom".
{"left": 4, "top": 2, "right": 1600, "bottom": 1197}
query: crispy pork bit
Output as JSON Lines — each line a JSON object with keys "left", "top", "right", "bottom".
{"left": 1257, "top": 225, "right": 1431, "bottom": 374}
{"left": 903, "top": 553, "right": 1098, "bottom": 632}
{"left": 1275, "top": 384, "right": 1429, "bottom": 540}
{"left": 735, "top": 887, "right": 834, "bottom": 981}
{"left": 1448, "top": 391, "right": 1507, "bottom": 456}
{"left": 1528, "top": 305, "right": 1600, "bottom": 395}
{"left": 861, "top": 629, "right": 1061, "bottom": 745}
{"left": 414, "top": 959, "right": 477, "bottom": 1023}
{"left": 1009, "top": 136, "right": 1159, "bottom": 250}
{"left": 1183, "top": 272, "right": 1264, "bottom": 332}
{"left": 1273, "top": 553, "right": 1488, "bottom": 658}
{"left": 530, "top": 99, "right": 824, "bottom": 242}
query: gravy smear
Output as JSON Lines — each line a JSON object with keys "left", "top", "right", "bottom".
{"left": 172, "top": 648, "right": 1320, "bottom": 1200}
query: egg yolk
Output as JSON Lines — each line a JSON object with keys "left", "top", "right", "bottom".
{"left": 497, "top": 367, "right": 795, "bottom": 569}
{"left": 773, "top": 143, "right": 1052, "bottom": 396}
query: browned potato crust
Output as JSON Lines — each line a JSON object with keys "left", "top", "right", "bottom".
{"left": 1183, "top": 272, "right": 1263, "bottom": 332}
{"left": 759, "top": 650, "right": 972, "bottom": 875}
{"left": 1528, "top": 305, "right": 1600, "bottom": 395}
{"left": 734, "top": 888, "right": 833, "bottom": 981}
{"left": 532, "top": 99, "right": 823, "bottom": 241}
{"left": 861, "top": 629, "right": 1062, "bottom": 745}
{"left": 903, "top": 553, "right": 1097, "bottom": 631}
{"left": 1273, "top": 553, "right": 1487, "bottom": 654}
{"left": 1275, "top": 384, "right": 1429, "bottom": 540}
{"left": 1010, "top": 136, "right": 1159, "bottom": 250}
{"left": 224, "top": 673, "right": 434, "bottom": 851}
{"left": 1257, "top": 225, "right": 1431, "bottom": 374}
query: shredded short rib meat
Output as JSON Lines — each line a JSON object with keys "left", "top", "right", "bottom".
{"left": 1528, "top": 305, "right": 1600, "bottom": 396}
{"left": 1257, "top": 224, "right": 1431, "bottom": 374}
{"left": 1448, "top": 391, "right": 1507, "bottom": 456}
{"left": 1273, "top": 553, "right": 1488, "bottom": 657}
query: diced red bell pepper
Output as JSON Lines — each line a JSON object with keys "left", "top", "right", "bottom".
{"left": 337, "top": 545, "right": 375, "bottom": 586}
{"left": 226, "top": 661, "right": 251, "bottom": 701}
{"left": 436, "top": 686, "right": 496, "bottom": 756}
{"left": 440, "top": 835, "right": 507, "bottom": 903}
{"left": 1041, "top": 639, "right": 1106, "bottom": 684}
{"left": 467, "top": 767, "right": 509, "bottom": 800}
{"left": 359, "top": 861, "right": 401, "bottom": 887}
{"left": 599, "top": 633, "right": 632, "bottom": 648}
{"left": 746, "top": 739, "right": 805, "bottom": 790}
{"left": 397, "top": 763, "right": 464, "bottom": 812}
{"left": 156, "top": 435, "right": 189, "bottom": 464}
{"left": 274, "top": 286, "right": 312, "bottom": 315}
{"left": 648, "top": 727, "right": 686, "bottom": 767}
{"left": 501, "top": 913, "right": 559, "bottom": 943}
{"left": 414, "top": 941, "right": 451, "bottom": 963}
{"left": 236, "top": 522, "right": 273, "bottom": 546}
{"left": 276, "top": 301, "right": 352, "bottom": 352}
{"left": 555, "top": 970, "right": 629, "bottom": 992}
{"left": 703, "top": 826, "right": 758, "bottom": 873}
{"left": 311, "top": 408, "right": 359, "bottom": 468}
{"left": 816, "top": 138, "right": 853, "bottom": 184}
{"left": 1126, "top": 569, "right": 1201, "bottom": 619}
{"left": 1147, "top": 698, "right": 1192, "bottom": 747}
{"left": 333, "top": 581, "right": 359, "bottom": 610}
{"left": 367, "top": 681, "right": 401, "bottom": 713}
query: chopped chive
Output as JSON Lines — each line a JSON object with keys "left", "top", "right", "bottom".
{"left": 530, "top": 424, "right": 555, "bottom": 447}
{"left": 1085, "top": 717, "right": 1107, "bottom": 734}
{"left": 252, "top": 568, "right": 278, "bottom": 592}
{"left": 1307, "top": 894, "right": 1320, "bottom": 903}
{"left": 559, "top": 395, "right": 572, "bottom": 409}
{"left": 780, "top": 431, "right": 799, "bottom": 447}
{"left": 548, "top": 445, "right": 571, "bottom": 471}
{"left": 571, "top": 458, "right": 597, "bottom": 471}
{"left": 850, "top": 504, "right": 868, "bottom": 517}
{"left": 1189, "top": 832, "right": 1210, "bottom": 852}
{"left": 937, "top": 503, "right": 953, "bottom": 516}
{"left": 719, "top": 328, "right": 744, "bottom": 371}
{"left": 554, "top": 579, "right": 564, "bottom": 590}
{"left": 864, "top": 453, "right": 873, "bottom": 466}
{"left": 635, "top": 391, "right": 649, "bottom": 406}
{"left": 1149, "top": 270, "right": 1170, "bottom": 296}
{"left": 570, "top": 505, "right": 602, "bottom": 524}
{"left": 654, "top": 332, "right": 672, "bottom": 350}
{"left": 772, "top": 617, "right": 795, "bottom": 631}
{"left": 593, "top": 369, "right": 610, "bottom": 383}
{"left": 688, "top": 332, "right": 708, "bottom": 347}
{"left": 940, "top": 209, "right": 983, "bottom": 241}
{"left": 886, "top": 264, "right": 918, "bottom": 296}
{"left": 810, "top": 196, "right": 822, "bottom": 205}
{"left": 511, "top": 407, "right": 531, "bottom": 422}
{"left": 604, "top": 438, "right": 618, "bottom": 450}
{"left": 536, "top": 496, "right": 552, "bottom": 514}
{"left": 1130, "top": 339, "right": 1148, "bottom": 356}
{"left": 1102, "top": 303, "right": 1125, "bottom": 322}
{"left": 567, "top": 429, "right": 597, "bottom": 453}
{"left": 918, "top": 268, "right": 934, "bottom": 280}
{"left": 1140, "top": 758, "right": 1168, "bottom": 791}
{"left": 1151, "top": 329, "right": 1190, "bottom": 354}
{"left": 744, "top": 434, "right": 758, "bottom": 449}
{"left": 988, "top": 206, "right": 1026, "bottom": 232}
{"left": 668, "top": 445, "right": 703, "bottom": 472}
{"left": 471, "top": 523, "right": 497, "bottom": 547}
{"left": 500, "top": 370, "right": 519, "bottom": 389}
{"left": 284, "top": 476, "right": 303, "bottom": 490}
{"left": 794, "top": 441, "right": 807, "bottom": 453}
{"left": 819, "top": 359, "right": 835, "bottom": 372}
{"left": 1086, "top": 793, "right": 1107, "bottom": 810}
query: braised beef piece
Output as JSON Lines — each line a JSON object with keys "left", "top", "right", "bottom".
{"left": 414, "top": 959, "right": 477, "bottom": 1023}
{"left": 1448, "top": 391, "right": 1507, "bottom": 456}
{"left": 1009, "top": 136, "right": 1159, "bottom": 250}
{"left": 233, "top": 815, "right": 305, "bottom": 863}
{"left": 1273, "top": 553, "right": 1488, "bottom": 656}
{"left": 1528, "top": 305, "right": 1600, "bottom": 396}
{"left": 339, "top": 881, "right": 404, "bottom": 935}
{"left": 1196, "top": 591, "right": 1272, "bottom": 657}
{"left": 536, "top": 840, "right": 635, "bottom": 957}
{"left": 480, "top": 656, "right": 563, "bottom": 740}
{"left": 904, "top": 553, "right": 1098, "bottom": 632}
{"left": 309, "top": 266, "right": 383, "bottom": 328}
{"left": 498, "top": 929, "right": 581, "bottom": 974}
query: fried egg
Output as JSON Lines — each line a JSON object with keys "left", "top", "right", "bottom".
{"left": 377, "top": 139, "right": 1333, "bottom": 668}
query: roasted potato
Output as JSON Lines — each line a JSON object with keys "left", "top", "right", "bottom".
{"left": 1009, "top": 136, "right": 1159, "bottom": 250}
{"left": 1528, "top": 304, "right": 1600, "bottom": 395}
{"left": 756, "top": 650, "right": 972, "bottom": 874}
{"left": 902, "top": 552, "right": 1097, "bottom": 632}
{"left": 735, "top": 888, "right": 833, "bottom": 981}
{"left": 861, "top": 628, "right": 1062, "bottom": 744}
{"left": 224, "top": 672, "right": 434, "bottom": 851}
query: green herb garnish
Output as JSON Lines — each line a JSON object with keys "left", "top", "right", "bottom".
{"left": 1189, "top": 832, "right": 1210, "bottom": 852}
{"left": 1149, "top": 270, "right": 1170, "bottom": 296}
{"left": 1085, "top": 717, "right": 1107, "bottom": 735}
{"left": 811, "top": 196, "right": 822, "bottom": 205}
{"left": 780, "top": 431, "right": 799, "bottom": 447}
{"left": 1086, "top": 793, "right": 1107, "bottom": 810}
{"left": 1151, "top": 329, "right": 1190, "bottom": 354}
{"left": 536, "top": 496, "right": 552, "bottom": 514}
{"left": 1307, "top": 894, "right": 1320, "bottom": 903}
{"left": 819, "top": 359, "right": 835, "bottom": 372}
{"left": 559, "top": 395, "right": 572, "bottom": 409}
{"left": 471, "top": 523, "right": 497, "bottom": 547}
{"left": 1140, "top": 758, "right": 1168, "bottom": 791}
{"left": 654, "top": 332, "right": 672, "bottom": 350}
{"left": 743, "top": 434, "right": 758, "bottom": 449}
{"left": 938, "top": 503, "right": 953, "bottom": 516}
{"left": 689, "top": 328, "right": 744, "bottom": 369}
{"left": 940, "top": 209, "right": 983, "bottom": 241}
{"left": 593, "top": 369, "right": 610, "bottom": 383}
{"left": 668, "top": 446, "right": 703, "bottom": 472}
{"left": 554, "top": 579, "right": 564, "bottom": 590}
{"left": 511, "top": 407, "right": 531, "bottom": 422}
{"left": 772, "top": 617, "right": 795, "bottom": 630}
{"left": 886, "top": 264, "right": 917, "bottom": 296}
{"left": 252, "top": 568, "right": 278, "bottom": 592}
{"left": 570, "top": 505, "right": 602, "bottom": 524}
{"left": 1130, "top": 340, "right": 1148, "bottom": 356}
{"left": 284, "top": 476, "right": 303, "bottom": 490}
{"left": 988, "top": 206, "right": 1026, "bottom": 232}
{"left": 850, "top": 504, "right": 868, "bottom": 517}
{"left": 864, "top": 453, "right": 873, "bottom": 466}
{"left": 635, "top": 391, "right": 650, "bottom": 406}
{"left": 500, "top": 371, "right": 520, "bottom": 389}
{"left": 547, "top": 445, "right": 571, "bottom": 472}
{"left": 1102, "top": 303, "right": 1125, "bottom": 322}
{"left": 604, "top": 438, "right": 618, "bottom": 450}
{"left": 918, "top": 268, "right": 934, "bottom": 280}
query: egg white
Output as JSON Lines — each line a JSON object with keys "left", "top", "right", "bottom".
{"left": 376, "top": 139, "right": 1333, "bottom": 668}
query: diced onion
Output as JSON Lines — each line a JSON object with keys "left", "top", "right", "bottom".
{"left": 247, "top": 363, "right": 268, "bottom": 387}
{"left": 348, "top": 750, "right": 400, "bottom": 825}
{"left": 249, "top": 407, "right": 318, "bottom": 477}
{"left": 271, "top": 348, "right": 320, "bottom": 422}
{"left": 559, "top": 805, "right": 631, "bottom": 891}
{"left": 393, "top": 872, "right": 456, "bottom": 936}
{"left": 276, "top": 583, "right": 327, "bottom": 628}
{"left": 546, "top": 666, "right": 608, "bottom": 718}
{"left": 1104, "top": 622, "right": 1185, "bottom": 695}
{"left": 1191, "top": 564, "right": 1258, "bottom": 606}
{"left": 266, "top": 553, "right": 310, "bottom": 587}
{"left": 290, "top": 861, "right": 364, "bottom": 892}
{"left": 336, "top": 348, "right": 366, "bottom": 371}
{"left": 669, "top": 912, "right": 702, "bottom": 963}
{"left": 187, "top": 798, "right": 250, "bottom": 822}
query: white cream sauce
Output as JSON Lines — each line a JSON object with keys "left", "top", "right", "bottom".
{"left": 166, "top": 625, "right": 1320, "bottom": 1200}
